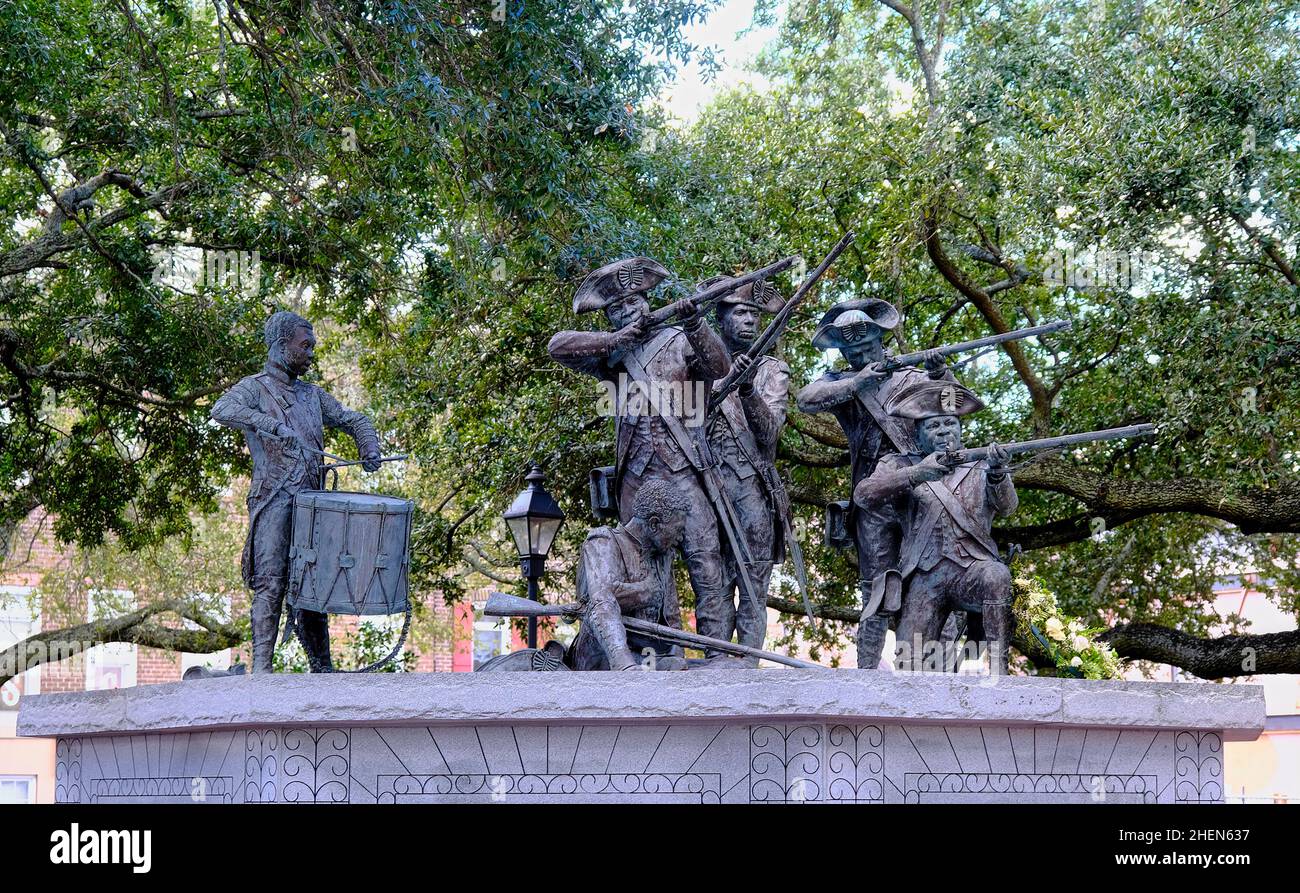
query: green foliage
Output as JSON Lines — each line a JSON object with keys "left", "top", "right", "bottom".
{"left": 273, "top": 619, "right": 415, "bottom": 673}
{"left": 609, "top": 0, "right": 1300, "bottom": 655}
{"left": 344, "top": 620, "right": 417, "bottom": 673}
{"left": 1, "top": 0, "right": 719, "bottom": 554}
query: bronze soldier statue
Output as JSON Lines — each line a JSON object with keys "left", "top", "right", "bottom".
{"left": 547, "top": 258, "right": 740, "bottom": 659}
{"left": 705, "top": 277, "right": 791, "bottom": 659}
{"left": 794, "top": 299, "right": 949, "bottom": 669}
{"left": 570, "top": 479, "right": 691, "bottom": 671}
{"left": 479, "top": 469, "right": 826, "bottom": 670}
{"left": 853, "top": 378, "right": 1016, "bottom": 675}
{"left": 210, "top": 311, "right": 382, "bottom": 673}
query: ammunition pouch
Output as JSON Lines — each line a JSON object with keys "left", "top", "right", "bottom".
{"left": 589, "top": 465, "right": 619, "bottom": 520}
{"left": 824, "top": 500, "right": 852, "bottom": 551}
{"left": 861, "top": 569, "right": 903, "bottom": 620}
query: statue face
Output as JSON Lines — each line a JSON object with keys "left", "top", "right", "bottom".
{"left": 645, "top": 511, "right": 687, "bottom": 554}
{"left": 282, "top": 325, "right": 316, "bottom": 377}
{"left": 718, "top": 303, "right": 760, "bottom": 351}
{"left": 838, "top": 327, "right": 884, "bottom": 370}
{"left": 604, "top": 292, "right": 650, "bottom": 330}
{"left": 917, "top": 415, "right": 962, "bottom": 454}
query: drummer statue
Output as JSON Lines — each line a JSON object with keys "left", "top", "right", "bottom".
{"left": 211, "top": 311, "right": 383, "bottom": 673}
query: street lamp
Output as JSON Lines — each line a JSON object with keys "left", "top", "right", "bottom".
{"left": 502, "top": 463, "right": 566, "bottom": 648}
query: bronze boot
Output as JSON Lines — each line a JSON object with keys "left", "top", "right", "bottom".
{"left": 982, "top": 598, "right": 1012, "bottom": 677}
{"left": 249, "top": 584, "right": 283, "bottom": 674}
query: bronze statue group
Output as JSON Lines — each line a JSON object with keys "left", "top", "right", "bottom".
{"left": 217, "top": 253, "right": 1148, "bottom": 675}
{"left": 543, "top": 255, "right": 1020, "bottom": 674}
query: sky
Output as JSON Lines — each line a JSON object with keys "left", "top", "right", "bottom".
{"left": 653, "top": 0, "right": 784, "bottom": 124}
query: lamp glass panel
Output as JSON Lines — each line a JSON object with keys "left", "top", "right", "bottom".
{"left": 506, "top": 515, "right": 533, "bottom": 557}
{"left": 533, "top": 516, "right": 562, "bottom": 558}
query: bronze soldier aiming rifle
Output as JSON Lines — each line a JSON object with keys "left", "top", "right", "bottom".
{"left": 855, "top": 371, "right": 1153, "bottom": 676}
{"left": 549, "top": 255, "right": 805, "bottom": 663}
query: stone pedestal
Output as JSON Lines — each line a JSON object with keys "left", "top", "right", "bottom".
{"left": 18, "top": 670, "right": 1263, "bottom": 804}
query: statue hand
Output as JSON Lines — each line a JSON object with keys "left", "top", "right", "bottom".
{"left": 855, "top": 361, "right": 888, "bottom": 385}
{"left": 910, "top": 452, "right": 950, "bottom": 484}
{"left": 612, "top": 311, "right": 650, "bottom": 350}
{"left": 274, "top": 424, "right": 307, "bottom": 454}
{"left": 677, "top": 296, "right": 700, "bottom": 324}
{"left": 611, "top": 579, "right": 656, "bottom": 608}
{"left": 361, "top": 451, "right": 382, "bottom": 473}
{"left": 986, "top": 442, "right": 1011, "bottom": 479}
{"left": 922, "top": 348, "right": 947, "bottom": 378}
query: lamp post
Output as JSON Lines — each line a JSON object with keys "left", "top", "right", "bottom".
{"left": 502, "top": 463, "right": 566, "bottom": 649}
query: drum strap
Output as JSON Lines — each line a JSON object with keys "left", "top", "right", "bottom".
{"left": 323, "top": 500, "right": 356, "bottom": 604}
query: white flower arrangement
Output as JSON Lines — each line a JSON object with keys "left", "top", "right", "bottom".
{"left": 1012, "top": 574, "right": 1121, "bottom": 680}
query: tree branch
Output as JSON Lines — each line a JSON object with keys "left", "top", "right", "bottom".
{"left": 0, "top": 600, "right": 244, "bottom": 686}
{"left": 786, "top": 481, "right": 836, "bottom": 508}
{"left": 0, "top": 329, "right": 231, "bottom": 409}
{"left": 782, "top": 459, "right": 1300, "bottom": 551}
{"left": 1229, "top": 209, "right": 1300, "bottom": 288}
{"left": 1005, "top": 462, "right": 1300, "bottom": 542}
{"left": 924, "top": 212, "right": 1055, "bottom": 432}
{"left": 778, "top": 441, "right": 849, "bottom": 468}
{"left": 788, "top": 410, "right": 849, "bottom": 449}
{"left": 876, "top": 0, "right": 940, "bottom": 109}
{"left": 1098, "top": 623, "right": 1300, "bottom": 680}
{"left": 0, "top": 177, "right": 194, "bottom": 278}
{"left": 766, "top": 598, "right": 1300, "bottom": 677}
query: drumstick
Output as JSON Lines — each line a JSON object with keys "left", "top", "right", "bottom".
{"left": 267, "top": 432, "right": 406, "bottom": 469}
{"left": 321, "top": 454, "right": 408, "bottom": 469}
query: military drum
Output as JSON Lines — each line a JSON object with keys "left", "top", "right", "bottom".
{"left": 287, "top": 490, "right": 413, "bottom": 616}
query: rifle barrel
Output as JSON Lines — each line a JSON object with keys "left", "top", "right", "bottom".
{"left": 484, "top": 592, "right": 823, "bottom": 669}
{"left": 950, "top": 424, "right": 1156, "bottom": 463}
{"left": 884, "top": 319, "right": 1072, "bottom": 372}
{"left": 619, "top": 616, "right": 823, "bottom": 669}
{"left": 647, "top": 256, "right": 797, "bottom": 326}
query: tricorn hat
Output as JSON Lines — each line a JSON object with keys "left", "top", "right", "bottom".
{"left": 573, "top": 257, "right": 671, "bottom": 314}
{"left": 723, "top": 278, "right": 784, "bottom": 313}
{"left": 697, "top": 276, "right": 785, "bottom": 314}
{"left": 811, "top": 299, "right": 901, "bottom": 350}
{"left": 884, "top": 377, "right": 986, "bottom": 420}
